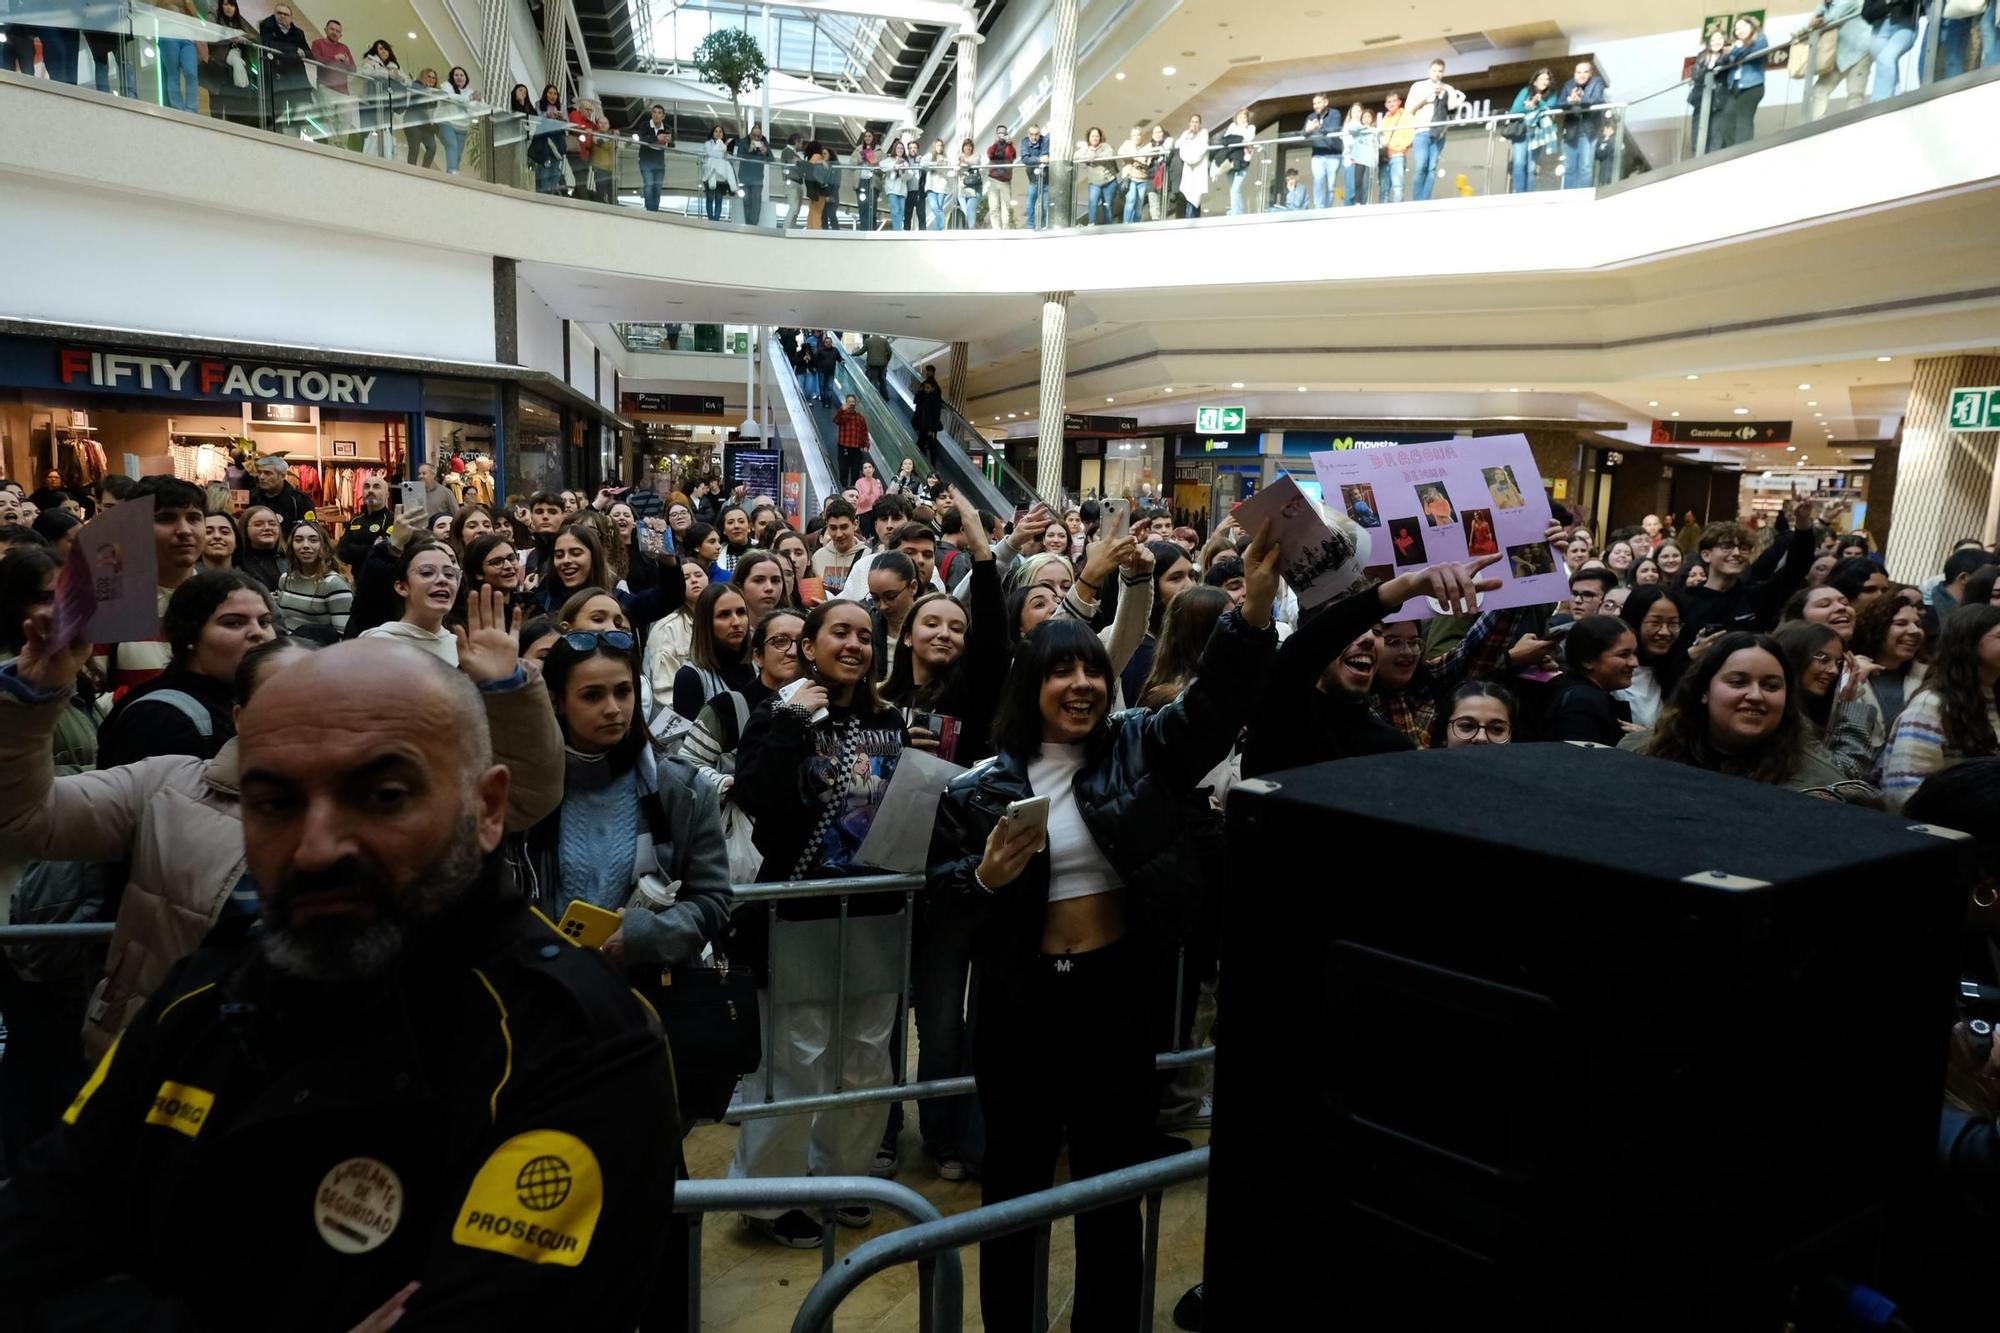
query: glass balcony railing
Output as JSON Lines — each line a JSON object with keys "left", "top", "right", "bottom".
{"left": 5, "top": 0, "right": 1993, "bottom": 232}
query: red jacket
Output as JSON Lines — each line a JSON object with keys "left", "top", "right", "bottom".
{"left": 834, "top": 407, "right": 870, "bottom": 450}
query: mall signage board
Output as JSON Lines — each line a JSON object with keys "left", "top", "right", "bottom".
{"left": 0, "top": 337, "right": 422, "bottom": 411}
{"left": 624, "top": 392, "right": 725, "bottom": 416}
{"left": 1196, "top": 405, "right": 1247, "bottom": 435}
{"left": 1947, "top": 386, "right": 2000, "bottom": 430}
{"left": 1649, "top": 418, "right": 1791, "bottom": 446}
{"left": 1062, "top": 412, "right": 1139, "bottom": 434}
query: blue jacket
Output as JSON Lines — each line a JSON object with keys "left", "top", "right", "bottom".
{"left": 1018, "top": 134, "right": 1049, "bottom": 174}
{"left": 1555, "top": 75, "right": 1608, "bottom": 141}
{"left": 1717, "top": 33, "right": 1770, "bottom": 89}
{"left": 1303, "top": 108, "right": 1343, "bottom": 156}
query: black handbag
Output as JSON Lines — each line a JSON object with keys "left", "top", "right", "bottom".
{"left": 634, "top": 956, "right": 762, "bottom": 1123}
{"left": 1500, "top": 117, "right": 1527, "bottom": 142}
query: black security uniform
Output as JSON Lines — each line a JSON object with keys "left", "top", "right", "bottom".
{"left": 0, "top": 883, "right": 678, "bottom": 1331}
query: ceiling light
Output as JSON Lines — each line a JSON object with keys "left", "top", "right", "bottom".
{"left": 1807, "top": 400, "right": 1818, "bottom": 407}
{"left": 1115, "top": 71, "right": 1126, "bottom": 80}
{"left": 1163, "top": 386, "right": 1173, "bottom": 392}
{"left": 1230, "top": 381, "right": 1244, "bottom": 389}
{"left": 1786, "top": 445, "right": 1796, "bottom": 451}
{"left": 1647, "top": 400, "right": 1659, "bottom": 407}
{"left": 407, "top": 30, "right": 417, "bottom": 38}
{"left": 1007, "top": 412, "right": 1017, "bottom": 418}
{"left": 1877, "top": 356, "right": 1892, "bottom": 362}
{"left": 1685, "top": 374, "right": 1699, "bottom": 380}
{"left": 1797, "top": 383, "right": 1811, "bottom": 391}
{"left": 1670, "top": 411, "right": 1681, "bottom": 417}
{"left": 1732, "top": 407, "right": 1749, "bottom": 415}
{"left": 1297, "top": 386, "right": 1308, "bottom": 392}
{"left": 1815, "top": 412, "right": 1824, "bottom": 417}
{"left": 1162, "top": 65, "right": 1177, "bottom": 76}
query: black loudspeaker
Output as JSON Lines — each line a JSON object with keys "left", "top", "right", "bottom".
{"left": 1205, "top": 744, "right": 1965, "bottom": 1332}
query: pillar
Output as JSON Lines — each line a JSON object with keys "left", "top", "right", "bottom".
{"left": 1035, "top": 293, "right": 1069, "bottom": 506}
{"left": 954, "top": 3, "right": 982, "bottom": 146}
{"left": 541, "top": 0, "right": 570, "bottom": 100}
{"left": 946, "top": 341, "right": 969, "bottom": 411}
{"left": 1045, "top": 0, "right": 1078, "bottom": 229}
{"left": 477, "top": 0, "right": 512, "bottom": 122}
{"left": 1885, "top": 354, "right": 2000, "bottom": 580}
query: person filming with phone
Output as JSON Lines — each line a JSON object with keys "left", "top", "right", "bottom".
{"left": 925, "top": 526, "right": 1282, "bottom": 1331}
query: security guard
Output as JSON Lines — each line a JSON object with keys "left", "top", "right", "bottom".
{"left": 0, "top": 637, "right": 678, "bottom": 1330}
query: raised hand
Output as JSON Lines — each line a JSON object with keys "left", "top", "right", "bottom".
{"left": 13, "top": 604, "right": 95, "bottom": 695}
{"left": 948, "top": 487, "right": 991, "bottom": 558}
{"left": 1241, "top": 523, "right": 1282, "bottom": 629}
{"left": 453, "top": 585, "right": 523, "bottom": 685}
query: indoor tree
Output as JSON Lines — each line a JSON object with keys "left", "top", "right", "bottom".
{"left": 690, "top": 28, "right": 768, "bottom": 137}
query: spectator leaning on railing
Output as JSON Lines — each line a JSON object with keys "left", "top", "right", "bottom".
{"left": 309, "top": 18, "right": 358, "bottom": 151}
{"left": 1377, "top": 91, "right": 1414, "bottom": 203}
{"left": 1555, "top": 59, "right": 1608, "bottom": 189}
{"left": 1509, "top": 67, "right": 1559, "bottom": 193}
{"left": 1711, "top": 15, "right": 1770, "bottom": 150}
{"left": 1303, "top": 91, "right": 1343, "bottom": 209}
{"left": 1405, "top": 58, "right": 1467, "bottom": 202}
{"left": 257, "top": 2, "right": 314, "bottom": 125}
{"left": 1020, "top": 123, "right": 1051, "bottom": 230}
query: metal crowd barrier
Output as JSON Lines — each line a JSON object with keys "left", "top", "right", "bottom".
{"left": 793, "top": 1146, "right": 1213, "bottom": 1333}
{"left": 673, "top": 1176, "right": 963, "bottom": 1333}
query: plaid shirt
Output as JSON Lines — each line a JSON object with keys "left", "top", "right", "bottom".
{"left": 834, "top": 407, "right": 870, "bottom": 450}
{"left": 1369, "top": 604, "right": 1531, "bottom": 747}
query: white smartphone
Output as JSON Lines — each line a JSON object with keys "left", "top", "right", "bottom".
{"left": 1101, "top": 497, "right": 1131, "bottom": 542}
{"left": 399, "top": 480, "right": 425, "bottom": 512}
{"left": 778, "top": 676, "right": 830, "bottom": 724}
{"left": 1003, "top": 794, "right": 1052, "bottom": 845}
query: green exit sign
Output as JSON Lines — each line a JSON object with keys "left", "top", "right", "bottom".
{"left": 1196, "top": 404, "right": 1246, "bottom": 435}
{"left": 1948, "top": 386, "right": 2000, "bottom": 431}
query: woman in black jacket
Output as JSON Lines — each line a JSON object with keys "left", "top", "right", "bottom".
{"left": 912, "top": 365, "right": 944, "bottom": 461}
{"left": 97, "top": 571, "right": 276, "bottom": 768}
{"left": 1243, "top": 552, "right": 1500, "bottom": 777}
{"left": 1546, "top": 614, "right": 1639, "bottom": 745}
{"left": 727, "top": 599, "right": 912, "bottom": 1245}
{"left": 925, "top": 532, "right": 1280, "bottom": 1332}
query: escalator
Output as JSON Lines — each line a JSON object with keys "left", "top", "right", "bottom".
{"left": 772, "top": 334, "right": 929, "bottom": 512}
{"left": 767, "top": 335, "right": 838, "bottom": 513}
{"left": 879, "top": 343, "right": 1042, "bottom": 516}
{"left": 827, "top": 340, "right": 1024, "bottom": 517}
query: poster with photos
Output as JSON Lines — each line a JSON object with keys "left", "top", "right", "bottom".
{"left": 1312, "top": 434, "right": 1565, "bottom": 621}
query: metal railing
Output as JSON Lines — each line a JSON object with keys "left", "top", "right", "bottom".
{"left": 674, "top": 1176, "right": 963, "bottom": 1333}
{"left": 795, "top": 1145, "right": 1212, "bottom": 1333}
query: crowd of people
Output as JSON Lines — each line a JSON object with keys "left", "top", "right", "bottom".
{"left": 0, "top": 450, "right": 1997, "bottom": 1327}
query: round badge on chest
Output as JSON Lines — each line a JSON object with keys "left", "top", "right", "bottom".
{"left": 314, "top": 1157, "right": 405, "bottom": 1254}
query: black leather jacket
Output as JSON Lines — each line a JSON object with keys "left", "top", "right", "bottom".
{"left": 926, "top": 609, "right": 1274, "bottom": 996}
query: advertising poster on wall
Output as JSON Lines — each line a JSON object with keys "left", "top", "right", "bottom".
{"left": 1312, "top": 434, "right": 1566, "bottom": 621}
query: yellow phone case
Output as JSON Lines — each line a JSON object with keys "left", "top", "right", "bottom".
{"left": 555, "top": 900, "right": 622, "bottom": 950}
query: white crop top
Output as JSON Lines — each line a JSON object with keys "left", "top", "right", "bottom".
{"left": 1025, "top": 743, "right": 1125, "bottom": 903}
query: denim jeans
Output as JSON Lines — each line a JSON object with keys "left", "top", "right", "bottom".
{"left": 927, "top": 190, "right": 948, "bottom": 229}
{"left": 1562, "top": 138, "right": 1593, "bottom": 188}
{"left": 1510, "top": 139, "right": 1536, "bottom": 194}
{"left": 1869, "top": 20, "right": 1917, "bottom": 101}
{"left": 959, "top": 192, "right": 979, "bottom": 228}
{"left": 885, "top": 192, "right": 904, "bottom": 228}
{"left": 158, "top": 37, "right": 197, "bottom": 111}
{"left": 1025, "top": 176, "right": 1046, "bottom": 228}
{"left": 741, "top": 187, "right": 763, "bottom": 226}
{"left": 856, "top": 180, "right": 876, "bottom": 231}
{"left": 1986, "top": 5, "right": 2000, "bottom": 70}
{"left": 1410, "top": 131, "right": 1442, "bottom": 201}
{"left": 704, "top": 184, "right": 726, "bottom": 221}
{"left": 641, "top": 161, "right": 664, "bottom": 211}
{"left": 1087, "top": 179, "right": 1114, "bottom": 224}
{"left": 1343, "top": 161, "right": 1367, "bottom": 205}
{"left": 1122, "top": 180, "right": 1145, "bottom": 222}
{"left": 1379, "top": 153, "right": 1406, "bottom": 203}
{"left": 1310, "top": 153, "right": 1338, "bottom": 208}
{"left": 1227, "top": 170, "right": 1247, "bottom": 215}
{"left": 437, "top": 121, "right": 466, "bottom": 173}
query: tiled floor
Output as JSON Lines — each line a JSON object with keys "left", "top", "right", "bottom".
{"left": 682, "top": 1117, "right": 1210, "bottom": 1331}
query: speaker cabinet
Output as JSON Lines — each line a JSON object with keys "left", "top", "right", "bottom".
{"left": 1206, "top": 744, "right": 1964, "bottom": 1331}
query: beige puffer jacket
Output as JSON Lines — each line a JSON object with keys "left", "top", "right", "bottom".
{"left": 0, "top": 672, "right": 564, "bottom": 1057}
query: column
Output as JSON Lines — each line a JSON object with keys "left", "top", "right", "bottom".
{"left": 954, "top": 3, "right": 983, "bottom": 146}
{"left": 541, "top": 0, "right": 570, "bottom": 99}
{"left": 1885, "top": 354, "right": 2000, "bottom": 580}
{"left": 946, "top": 341, "right": 969, "bottom": 412}
{"left": 1035, "top": 293, "right": 1069, "bottom": 506}
{"left": 1045, "top": 0, "right": 1078, "bottom": 230}
{"left": 476, "top": 0, "right": 512, "bottom": 123}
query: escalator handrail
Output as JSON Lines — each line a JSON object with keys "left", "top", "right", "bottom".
{"left": 767, "top": 335, "right": 839, "bottom": 514}
{"left": 831, "top": 343, "right": 1012, "bottom": 516}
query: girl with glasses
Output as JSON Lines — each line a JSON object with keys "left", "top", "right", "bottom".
{"left": 1439, "top": 680, "right": 1518, "bottom": 747}
{"left": 1773, "top": 621, "right": 1878, "bottom": 784}
{"left": 683, "top": 608, "right": 807, "bottom": 781}
{"left": 1616, "top": 587, "right": 1688, "bottom": 730}
{"left": 359, "top": 539, "right": 463, "bottom": 665}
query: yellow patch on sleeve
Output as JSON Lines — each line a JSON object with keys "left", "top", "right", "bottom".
{"left": 450, "top": 1130, "right": 604, "bottom": 1267}
{"left": 143, "top": 1081, "right": 215, "bottom": 1138}
{"left": 61, "top": 1033, "right": 121, "bottom": 1126}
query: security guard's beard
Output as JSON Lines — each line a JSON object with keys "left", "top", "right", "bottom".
{"left": 260, "top": 812, "right": 488, "bottom": 985}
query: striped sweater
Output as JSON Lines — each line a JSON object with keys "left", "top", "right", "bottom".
{"left": 1880, "top": 689, "right": 2000, "bottom": 812}
{"left": 274, "top": 572, "right": 354, "bottom": 634}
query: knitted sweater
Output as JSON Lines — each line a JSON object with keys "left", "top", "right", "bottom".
{"left": 1881, "top": 689, "right": 2000, "bottom": 812}
{"left": 555, "top": 750, "right": 640, "bottom": 915}
{"left": 274, "top": 572, "right": 354, "bottom": 634}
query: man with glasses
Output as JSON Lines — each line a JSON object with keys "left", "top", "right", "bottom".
{"left": 258, "top": 4, "right": 316, "bottom": 126}
{"left": 1679, "top": 499, "right": 1817, "bottom": 646}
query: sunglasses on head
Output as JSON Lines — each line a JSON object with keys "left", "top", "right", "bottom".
{"left": 561, "top": 630, "right": 635, "bottom": 652}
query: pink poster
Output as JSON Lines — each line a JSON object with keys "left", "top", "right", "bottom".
{"left": 1312, "top": 434, "right": 1565, "bottom": 621}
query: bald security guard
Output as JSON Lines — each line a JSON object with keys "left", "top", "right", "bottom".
{"left": 0, "top": 633, "right": 678, "bottom": 1330}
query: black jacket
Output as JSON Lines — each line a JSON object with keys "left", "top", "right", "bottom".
{"left": 927, "top": 609, "right": 1274, "bottom": 994}
{"left": 338, "top": 505, "right": 394, "bottom": 570}
{"left": 1546, "top": 674, "right": 1632, "bottom": 746}
{"left": 1674, "top": 522, "right": 1815, "bottom": 647}
{"left": 887, "top": 556, "right": 1007, "bottom": 766}
{"left": 96, "top": 667, "right": 235, "bottom": 768}
{"left": 254, "top": 481, "right": 317, "bottom": 531}
{"left": 1243, "top": 584, "right": 1416, "bottom": 777}
{"left": 0, "top": 884, "right": 677, "bottom": 1331}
